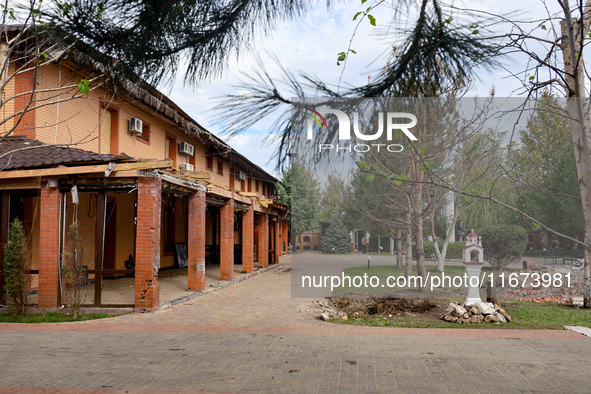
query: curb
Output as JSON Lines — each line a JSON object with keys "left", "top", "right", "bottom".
{"left": 0, "top": 307, "right": 133, "bottom": 315}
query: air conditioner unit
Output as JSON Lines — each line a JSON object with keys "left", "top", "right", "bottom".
{"left": 178, "top": 142, "right": 195, "bottom": 156}
{"left": 180, "top": 163, "right": 194, "bottom": 171}
{"left": 235, "top": 171, "right": 246, "bottom": 181}
{"left": 128, "top": 117, "right": 143, "bottom": 135}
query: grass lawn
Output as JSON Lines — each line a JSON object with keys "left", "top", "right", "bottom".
{"left": 0, "top": 312, "right": 112, "bottom": 323}
{"left": 329, "top": 265, "right": 590, "bottom": 329}
{"left": 335, "top": 300, "right": 591, "bottom": 329}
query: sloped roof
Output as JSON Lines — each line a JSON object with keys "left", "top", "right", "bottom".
{"left": 0, "top": 136, "right": 116, "bottom": 170}
{"left": 4, "top": 25, "right": 277, "bottom": 183}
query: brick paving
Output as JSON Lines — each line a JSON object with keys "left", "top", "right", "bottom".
{"left": 1, "top": 255, "right": 591, "bottom": 393}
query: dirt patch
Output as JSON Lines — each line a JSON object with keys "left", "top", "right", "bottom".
{"left": 328, "top": 297, "right": 439, "bottom": 318}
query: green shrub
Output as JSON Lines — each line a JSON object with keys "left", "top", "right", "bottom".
{"left": 368, "top": 236, "right": 392, "bottom": 253}
{"left": 414, "top": 241, "right": 465, "bottom": 259}
{"left": 3, "top": 218, "right": 30, "bottom": 316}
{"left": 446, "top": 242, "right": 466, "bottom": 259}
{"left": 479, "top": 225, "right": 528, "bottom": 269}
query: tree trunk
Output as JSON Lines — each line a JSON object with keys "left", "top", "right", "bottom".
{"left": 405, "top": 193, "right": 413, "bottom": 279}
{"left": 396, "top": 228, "right": 403, "bottom": 270}
{"left": 413, "top": 185, "right": 427, "bottom": 290}
{"left": 561, "top": 15, "right": 591, "bottom": 307}
{"left": 405, "top": 228, "right": 413, "bottom": 279}
{"left": 431, "top": 216, "right": 445, "bottom": 272}
{"left": 436, "top": 194, "right": 464, "bottom": 272}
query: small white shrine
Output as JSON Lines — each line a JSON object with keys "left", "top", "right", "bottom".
{"left": 462, "top": 230, "right": 484, "bottom": 305}
{"left": 462, "top": 230, "right": 484, "bottom": 263}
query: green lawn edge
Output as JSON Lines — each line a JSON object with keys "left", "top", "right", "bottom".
{"left": 0, "top": 312, "right": 113, "bottom": 323}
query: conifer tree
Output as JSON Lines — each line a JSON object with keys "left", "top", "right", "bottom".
{"left": 321, "top": 217, "right": 351, "bottom": 254}
{"left": 3, "top": 218, "right": 30, "bottom": 316}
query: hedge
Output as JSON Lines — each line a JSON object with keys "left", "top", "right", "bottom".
{"left": 414, "top": 241, "right": 466, "bottom": 259}
{"left": 366, "top": 237, "right": 466, "bottom": 259}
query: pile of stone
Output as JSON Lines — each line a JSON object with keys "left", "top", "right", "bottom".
{"left": 506, "top": 264, "right": 584, "bottom": 304}
{"left": 439, "top": 302, "right": 511, "bottom": 324}
{"left": 311, "top": 300, "right": 349, "bottom": 321}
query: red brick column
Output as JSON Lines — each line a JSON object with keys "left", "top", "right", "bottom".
{"left": 188, "top": 190, "right": 206, "bottom": 291}
{"left": 283, "top": 219, "right": 289, "bottom": 254}
{"left": 281, "top": 220, "right": 287, "bottom": 256}
{"left": 279, "top": 219, "right": 285, "bottom": 255}
{"left": 38, "top": 180, "right": 61, "bottom": 308}
{"left": 274, "top": 219, "right": 281, "bottom": 263}
{"left": 220, "top": 198, "right": 234, "bottom": 281}
{"left": 135, "top": 176, "right": 162, "bottom": 311}
{"left": 241, "top": 204, "right": 254, "bottom": 273}
{"left": 257, "top": 213, "right": 269, "bottom": 268}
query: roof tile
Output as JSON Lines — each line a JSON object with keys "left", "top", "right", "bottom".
{"left": 0, "top": 136, "right": 116, "bottom": 171}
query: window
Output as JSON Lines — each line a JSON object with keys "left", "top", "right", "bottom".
{"left": 136, "top": 121, "right": 151, "bottom": 145}
{"left": 189, "top": 148, "right": 196, "bottom": 167}
{"left": 255, "top": 180, "right": 259, "bottom": 192}
{"left": 262, "top": 184, "right": 267, "bottom": 196}
{"left": 217, "top": 160, "right": 224, "bottom": 176}
{"left": 206, "top": 156, "right": 213, "bottom": 171}
{"left": 100, "top": 109, "right": 112, "bottom": 154}
{"left": 165, "top": 134, "right": 177, "bottom": 168}
{"left": 303, "top": 236, "right": 311, "bottom": 243}
{"left": 99, "top": 103, "right": 119, "bottom": 155}
{"left": 247, "top": 178, "right": 252, "bottom": 192}
{"left": 241, "top": 178, "right": 245, "bottom": 192}
{"left": 229, "top": 167, "right": 235, "bottom": 189}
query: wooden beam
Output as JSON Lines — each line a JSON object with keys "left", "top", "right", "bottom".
{"left": 207, "top": 184, "right": 251, "bottom": 204}
{"left": 176, "top": 170, "right": 211, "bottom": 180}
{"left": 0, "top": 160, "right": 173, "bottom": 180}
{"left": 0, "top": 178, "right": 41, "bottom": 190}
{"left": 239, "top": 192, "right": 258, "bottom": 197}
{"left": 252, "top": 201, "right": 267, "bottom": 213}
{"left": 85, "top": 170, "right": 140, "bottom": 179}
{"left": 160, "top": 172, "right": 206, "bottom": 192}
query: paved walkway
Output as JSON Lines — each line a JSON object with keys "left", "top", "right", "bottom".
{"left": 1, "top": 255, "right": 591, "bottom": 393}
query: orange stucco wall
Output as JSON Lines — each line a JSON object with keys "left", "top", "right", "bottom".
{"left": 5, "top": 61, "right": 276, "bottom": 196}
{"left": 3, "top": 59, "right": 283, "bottom": 301}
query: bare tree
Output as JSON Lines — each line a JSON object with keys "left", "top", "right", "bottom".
{"left": 464, "top": 0, "right": 591, "bottom": 307}
{"left": 61, "top": 221, "right": 88, "bottom": 318}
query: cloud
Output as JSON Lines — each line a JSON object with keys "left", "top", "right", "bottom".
{"left": 167, "top": 0, "right": 584, "bottom": 173}
{"left": 225, "top": 130, "right": 281, "bottom": 177}
{"left": 167, "top": 2, "right": 397, "bottom": 173}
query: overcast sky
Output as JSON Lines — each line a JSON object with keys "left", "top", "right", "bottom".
{"left": 165, "top": 0, "right": 567, "bottom": 177}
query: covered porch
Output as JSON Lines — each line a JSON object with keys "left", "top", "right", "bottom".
{"left": 0, "top": 169, "right": 289, "bottom": 311}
